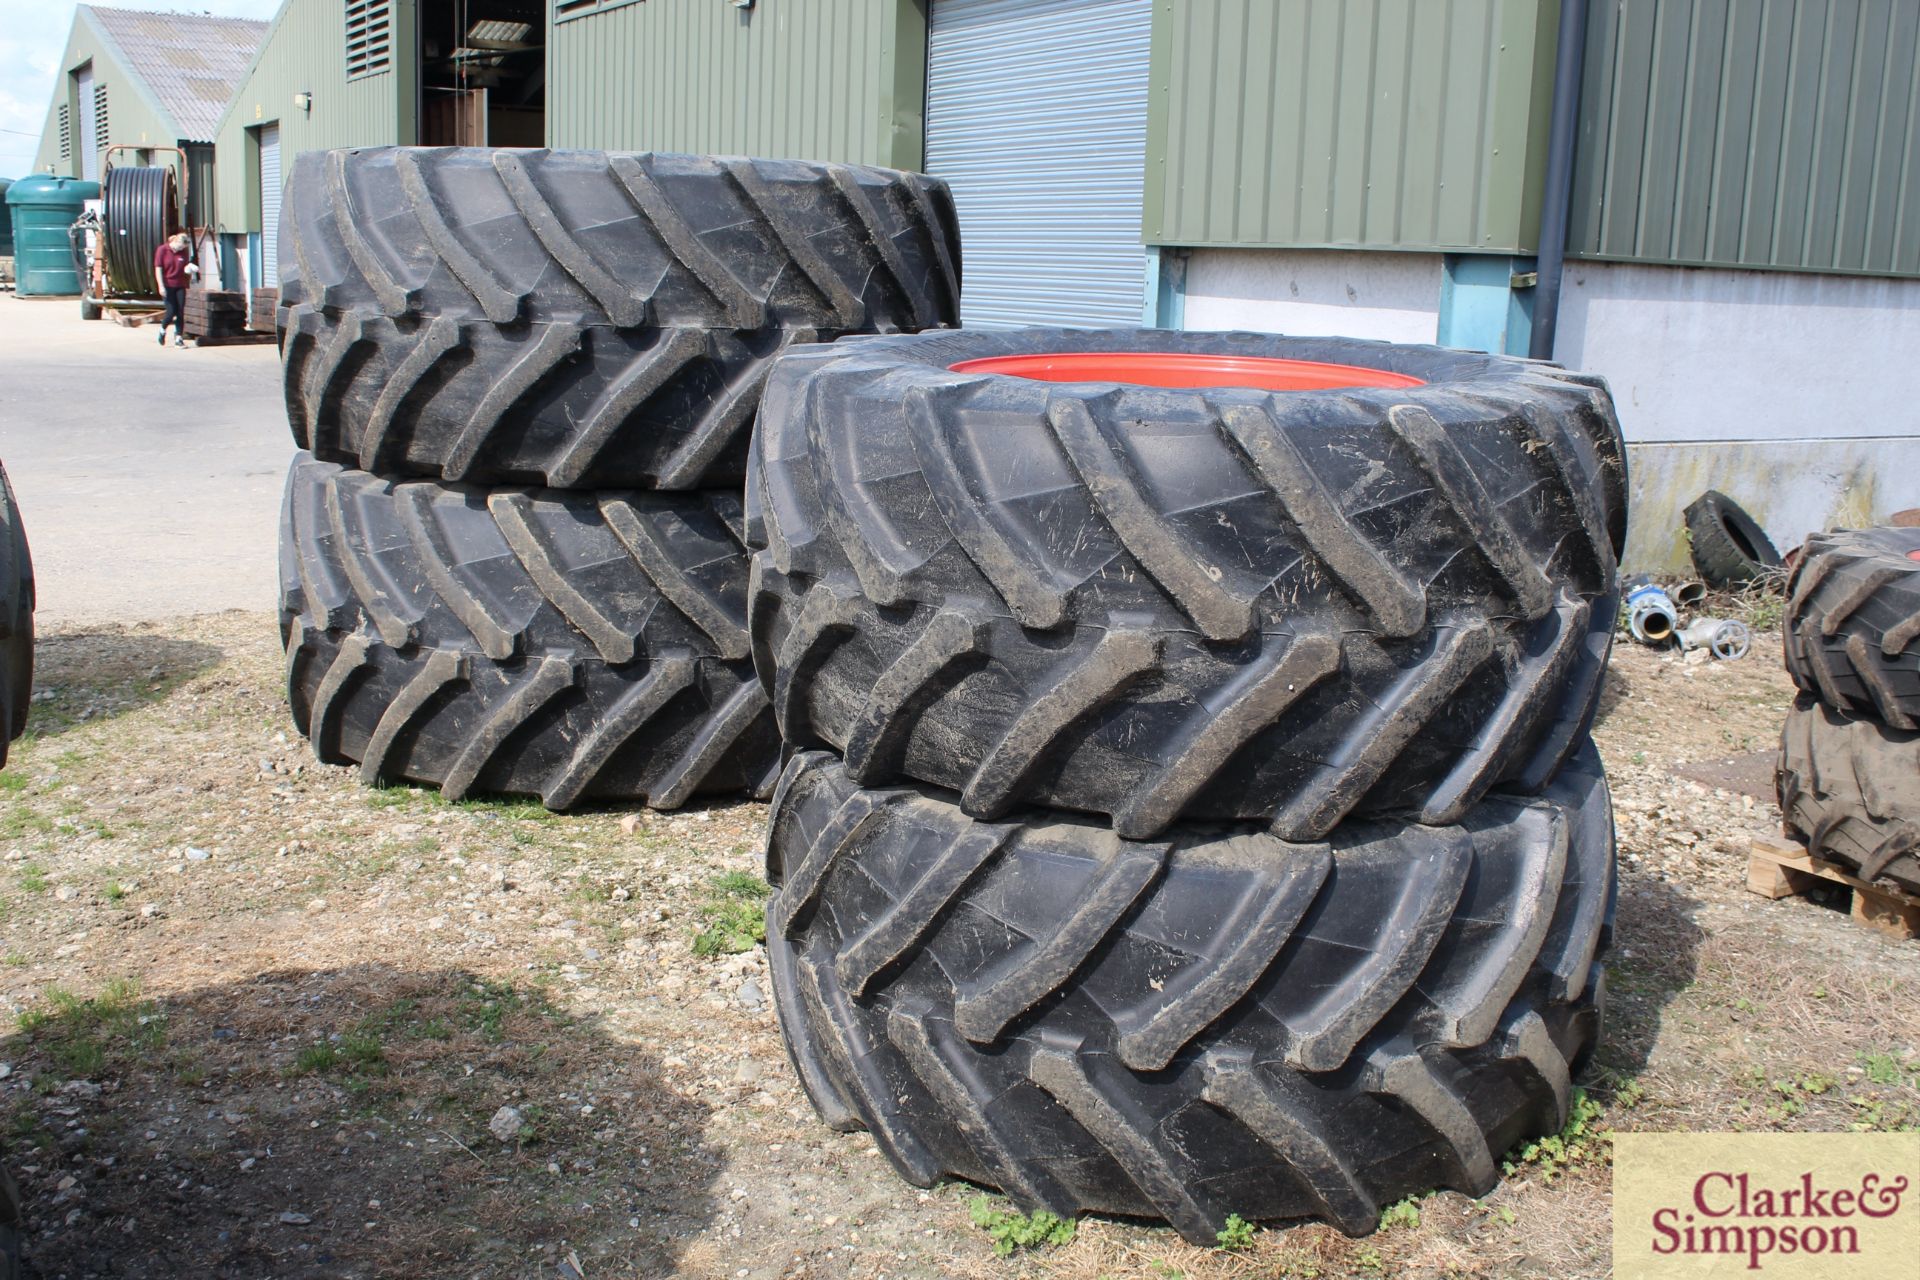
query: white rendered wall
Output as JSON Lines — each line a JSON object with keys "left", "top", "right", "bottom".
{"left": 1182, "top": 248, "right": 1441, "bottom": 342}
{"left": 1555, "top": 261, "right": 1920, "bottom": 571}
{"left": 1554, "top": 261, "right": 1920, "bottom": 443}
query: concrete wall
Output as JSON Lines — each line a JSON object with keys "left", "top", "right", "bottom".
{"left": 1555, "top": 261, "right": 1920, "bottom": 443}
{"left": 1554, "top": 260, "right": 1920, "bottom": 572}
{"left": 1624, "top": 438, "right": 1915, "bottom": 576}
{"left": 1182, "top": 248, "right": 1441, "bottom": 342}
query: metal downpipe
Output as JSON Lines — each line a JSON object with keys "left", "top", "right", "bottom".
{"left": 1529, "top": 0, "right": 1589, "bottom": 361}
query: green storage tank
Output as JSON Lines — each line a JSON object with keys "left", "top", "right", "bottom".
{"left": 7, "top": 175, "right": 99, "bottom": 297}
{"left": 0, "top": 180, "right": 12, "bottom": 259}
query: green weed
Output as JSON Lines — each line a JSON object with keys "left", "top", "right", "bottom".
{"left": 968, "top": 1195, "right": 1076, "bottom": 1257}
{"left": 692, "top": 873, "right": 771, "bottom": 956}
{"left": 1378, "top": 1197, "right": 1422, "bottom": 1231}
{"left": 290, "top": 1043, "right": 338, "bottom": 1074}
{"left": 1503, "top": 1088, "right": 1608, "bottom": 1181}
{"left": 1861, "top": 1053, "right": 1904, "bottom": 1085}
{"left": 1214, "top": 1213, "right": 1257, "bottom": 1250}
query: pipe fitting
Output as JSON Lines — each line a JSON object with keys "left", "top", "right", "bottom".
{"left": 1624, "top": 580, "right": 1677, "bottom": 645}
{"left": 1676, "top": 617, "right": 1751, "bottom": 661}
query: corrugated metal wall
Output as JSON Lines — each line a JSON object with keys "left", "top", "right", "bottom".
{"left": 547, "top": 0, "right": 926, "bottom": 170}
{"left": 1569, "top": 0, "right": 1920, "bottom": 278}
{"left": 1143, "top": 0, "right": 1558, "bottom": 252}
{"left": 211, "top": 0, "right": 415, "bottom": 234}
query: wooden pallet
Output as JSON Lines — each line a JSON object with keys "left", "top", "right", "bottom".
{"left": 248, "top": 287, "right": 279, "bottom": 331}
{"left": 187, "top": 331, "right": 277, "bottom": 348}
{"left": 1748, "top": 835, "right": 1920, "bottom": 940}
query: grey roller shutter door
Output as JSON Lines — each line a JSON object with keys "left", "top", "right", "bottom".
{"left": 258, "top": 124, "right": 282, "bottom": 289}
{"left": 77, "top": 66, "right": 98, "bottom": 182}
{"left": 926, "top": 0, "right": 1152, "bottom": 328}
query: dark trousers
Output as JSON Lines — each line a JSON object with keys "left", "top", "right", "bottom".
{"left": 160, "top": 286, "right": 187, "bottom": 337}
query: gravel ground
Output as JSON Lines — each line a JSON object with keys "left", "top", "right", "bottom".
{"left": 0, "top": 611, "right": 1912, "bottom": 1279}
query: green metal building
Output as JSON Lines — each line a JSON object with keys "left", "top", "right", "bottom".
{"left": 28, "top": 5, "right": 267, "bottom": 231}
{"left": 211, "top": 0, "right": 546, "bottom": 290}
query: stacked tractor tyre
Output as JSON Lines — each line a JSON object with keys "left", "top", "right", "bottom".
{"left": 749, "top": 330, "right": 1630, "bottom": 1241}
{"left": 1781, "top": 528, "right": 1920, "bottom": 895}
{"left": 273, "top": 147, "right": 962, "bottom": 810}
{"left": 271, "top": 145, "right": 1634, "bottom": 1242}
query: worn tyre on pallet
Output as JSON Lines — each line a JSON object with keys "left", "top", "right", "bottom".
{"left": 765, "top": 744, "right": 1614, "bottom": 1243}
{"left": 1778, "top": 696, "right": 1920, "bottom": 896}
{"left": 1784, "top": 527, "right": 1920, "bottom": 729}
{"left": 749, "top": 330, "right": 1626, "bottom": 840}
{"left": 1683, "top": 490, "right": 1781, "bottom": 588}
{"left": 278, "top": 147, "right": 961, "bottom": 490}
{"left": 279, "top": 453, "right": 779, "bottom": 809}
{"left": 0, "top": 461, "right": 32, "bottom": 766}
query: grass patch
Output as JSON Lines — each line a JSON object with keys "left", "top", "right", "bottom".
{"left": 968, "top": 1195, "right": 1076, "bottom": 1257}
{"left": 365, "top": 785, "right": 422, "bottom": 811}
{"left": 1377, "top": 1197, "right": 1422, "bottom": 1231}
{"left": 17, "top": 864, "right": 47, "bottom": 894}
{"left": 17, "top": 978, "right": 166, "bottom": 1080}
{"left": 459, "top": 979, "right": 530, "bottom": 1042}
{"left": 291, "top": 1043, "right": 339, "bottom": 1074}
{"left": 691, "top": 872, "right": 771, "bottom": 956}
{"left": 0, "top": 811, "right": 53, "bottom": 841}
{"left": 103, "top": 881, "right": 126, "bottom": 902}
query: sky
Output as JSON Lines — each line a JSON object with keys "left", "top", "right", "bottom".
{"left": 0, "top": 0, "right": 283, "bottom": 177}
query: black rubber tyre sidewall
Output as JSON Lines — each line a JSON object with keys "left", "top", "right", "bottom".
{"left": 764, "top": 742, "right": 1614, "bottom": 1241}
{"left": 1685, "top": 490, "right": 1781, "bottom": 586}
{"left": 749, "top": 328, "right": 1625, "bottom": 837}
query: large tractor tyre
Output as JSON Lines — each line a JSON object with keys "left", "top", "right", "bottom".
{"left": 0, "top": 462, "right": 33, "bottom": 765}
{"left": 1784, "top": 528, "right": 1920, "bottom": 729}
{"left": 278, "top": 454, "right": 779, "bottom": 810}
{"left": 1778, "top": 696, "right": 1920, "bottom": 896}
{"left": 277, "top": 147, "right": 962, "bottom": 490}
{"left": 765, "top": 745, "right": 1615, "bottom": 1244}
{"left": 1683, "top": 490, "right": 1781, "bottom": 588}
{"left": 748, "top": 330, "right": 1626, "bottom": 841}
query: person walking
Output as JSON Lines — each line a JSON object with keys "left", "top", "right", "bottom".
{"left": 152, "top": 232, "right": 196, "bottom": 348}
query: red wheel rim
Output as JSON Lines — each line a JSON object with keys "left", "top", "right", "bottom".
{"left": 948, "top": 351, "right": 1425, "bottom": 392}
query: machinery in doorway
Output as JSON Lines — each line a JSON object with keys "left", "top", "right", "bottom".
{"left": 70, "top": 145, "right": 201, "bottom": 322}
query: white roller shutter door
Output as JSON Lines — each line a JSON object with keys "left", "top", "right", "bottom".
{"left": 77, "top": 66, "right": 98, "bottom": 182}
{"left": 258, "top": 124, "right": 282, "bottom": 289}
{"left": 926, "top": 0, "right": 1152, "bottom": 328}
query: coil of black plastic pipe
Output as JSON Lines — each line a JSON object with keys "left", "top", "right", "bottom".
{"left": 102, "top": 166, "right": 177, "bottom": 295}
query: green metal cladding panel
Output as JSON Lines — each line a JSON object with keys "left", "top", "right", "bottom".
{"left": 32, "top": 13, "right": 180, "bottom": 180}
{"left": 1143, "top": 0, "right": 1559, "bottom": 252}
{"left": 1569, "top": 0, "right": 1920, "bottom": 278}
{"left": 211, "top": 0, "right": 415, "bottom": 235}
{"left": 547, "top": 0, "right": 927, "bottom": 171}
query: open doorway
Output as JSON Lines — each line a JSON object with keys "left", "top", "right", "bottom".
{"left": 418, "top": 0, "right": 545, "bottom": 146}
